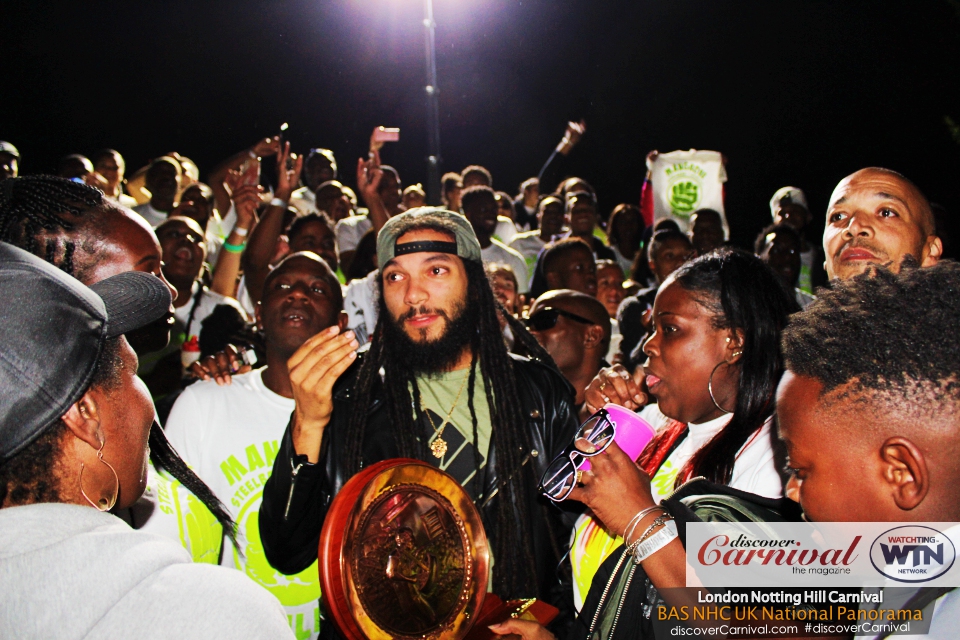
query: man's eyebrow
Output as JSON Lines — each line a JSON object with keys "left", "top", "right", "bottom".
{"left": 875, "top": 192, "right": 909, "bottom": 207}
{"left": 136, "top": 254, "right": 160, "bottom": 266}
{"left": 655, "top": 310, "right": 677, "bottom": 317}
{"left": 421, "top": 253, "right": 457, "bottom": 264}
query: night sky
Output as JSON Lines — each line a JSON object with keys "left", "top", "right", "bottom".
{"left": 4, "top": 0, "right": 959, "bottom": 249}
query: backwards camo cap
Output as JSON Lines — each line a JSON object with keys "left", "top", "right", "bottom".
{"left": 769, "top": 186, "right": 809, "bottom": 219}
{"left": 376, "top": 207, "right": 482, "bottom": 267}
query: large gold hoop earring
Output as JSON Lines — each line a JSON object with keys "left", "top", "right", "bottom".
{"left": 707, "top": 351, "right": 742, "bottom": 415}
{"left": 79, "top": 439, "right": 119, "bottom": 511}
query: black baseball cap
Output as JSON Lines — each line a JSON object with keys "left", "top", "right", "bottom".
{"left": 0, "top": 242, "right": 171, "bottom": 460}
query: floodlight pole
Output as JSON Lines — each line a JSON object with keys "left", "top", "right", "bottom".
{"left": 423, "top": 0, "right": 442, "bottom": 205}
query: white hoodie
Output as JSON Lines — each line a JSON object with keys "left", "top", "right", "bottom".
{"left": 0, "top": 502, "right": 294, "bottom": 640}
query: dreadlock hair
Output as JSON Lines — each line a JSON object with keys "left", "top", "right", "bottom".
{"left": 781, "top": 258, "right": 960, "bottom": 414}
{"left": 342, "top": 214, "right": 560, "bottom": 598}
{"left": 0, "top": 338, "right": 123, "bottom": 507}
{"left": 0, "top": 175, "right": 236, "bottom": 544}
{"left": 671, "top": 248, "right": 800, "bottom": 487}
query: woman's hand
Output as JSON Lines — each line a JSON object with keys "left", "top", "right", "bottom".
{"left": 568, "top": 440, "right": 656, "bottom": 538}
{"left": 488, "top": 619, "right": 556, "bottom": 640}
{"left": 582, "top": 364, "right": 647, "bottom": 418}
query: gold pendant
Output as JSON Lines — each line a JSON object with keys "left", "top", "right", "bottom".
{"left": 431, "top": 437, "right": 448, "bottom": 459}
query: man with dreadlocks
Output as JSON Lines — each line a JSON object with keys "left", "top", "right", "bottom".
{"left": 0, "top": 175, "right": 240, "bottom": 559}
{"left": 259, "top": 208, "right": 580, "bottom": 630}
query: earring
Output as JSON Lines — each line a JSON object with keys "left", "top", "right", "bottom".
{"left": 707, "top": 356, "right": 740, "bottom": 415}
{"left": 79, "top": 439, "right": 119, "bottom": 511}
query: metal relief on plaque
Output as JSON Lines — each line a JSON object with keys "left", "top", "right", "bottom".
{"left": 352, "top": 483, "right": 472, "bottom": 637}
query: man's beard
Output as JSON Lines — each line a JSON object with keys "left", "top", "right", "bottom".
{"left": 381, "top": 295, "right": 478, "bottom": 377}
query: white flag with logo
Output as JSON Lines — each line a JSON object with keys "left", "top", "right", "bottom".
{"left": 647, "top": 149, "right": 728, "bottom": 236}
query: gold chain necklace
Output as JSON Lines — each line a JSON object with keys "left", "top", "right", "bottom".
{"left": 421, "top": 372, "right": 470, "bottom": 459}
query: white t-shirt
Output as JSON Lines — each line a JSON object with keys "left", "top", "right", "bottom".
{"left": 493, "top": 216, "right": 518, "bottom": 245}
{"left": 174, "top": 282, "right": 248, "bottom": 342}
{"left": 508, "top": 231, "right": 547, "bottom": 277}
{"left": 165, "top": 369, "right": 322, "bottom": 639}
{"left": 647, "top": 411, "right": 782, "bottom": 503}
{"left": 344, "top": 269, "right": 380, "bottom": 344}
{"left": 609, "top": 245, "right": 635, "bottom": 275}
{"left": 335, "top": 214, "right": 373, "bottom": 254}
{"left": 481, "top": 239, "right": 529, "bottom": 293}
{"left": 133, "top": 202, "right": 170, "bottom": 228}
{"left": 289, "top": 186, "right": 317, "bottom": 216}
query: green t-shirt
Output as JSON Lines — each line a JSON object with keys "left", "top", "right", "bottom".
{"left": 415, "top": 367, "right": 492, "bottom": 496}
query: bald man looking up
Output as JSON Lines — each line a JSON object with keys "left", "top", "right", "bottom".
{"left": 526, "top": 290, "right": 610, "bottom": 407}
{"left": 824, "top": 167, "right": 942, "bottom": 280}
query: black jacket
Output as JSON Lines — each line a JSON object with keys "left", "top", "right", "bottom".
{"left": 258, "top": 352, "right": 581, "bottom": 621}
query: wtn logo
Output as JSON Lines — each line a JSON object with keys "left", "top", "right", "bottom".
{"left": 870, "top": 526, "right": 956, "bottom": 583}
{"left": 880, "top": 543, "right": 944, "bottom": 566}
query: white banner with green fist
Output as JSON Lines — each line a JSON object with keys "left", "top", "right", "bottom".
{"left": 647, "top": 149, "right": 728, "bottom": 237}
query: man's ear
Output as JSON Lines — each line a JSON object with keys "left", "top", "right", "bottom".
{"left": 879, "top": 436, "right": 929, "bottom": 511}
{"left": 922, "top": 235, "right": 943, "bottom": 267}
{"left": 545, "top": 271, "right": 561, "bottom": 289}
{"left": 337, "top": 311, "right": 349, "bottom": 332}
{"left": 60, "top": 392, "right": 104, "bottom": 452}
{"left": 583, "top": 324, "right": 605, "bottom": 350}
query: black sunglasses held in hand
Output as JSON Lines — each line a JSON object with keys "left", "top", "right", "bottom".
{"left": 538, "top": 404, "right": 656, "bottom": 502}
{"left": 538, "top": 409, "right": 618, "bottom": 502}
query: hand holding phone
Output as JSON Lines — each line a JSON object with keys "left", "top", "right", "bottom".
{"left": 369, "top": 126, "right": 400, "bottom": 153}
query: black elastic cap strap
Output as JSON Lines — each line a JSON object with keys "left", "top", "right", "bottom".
{"left": 394, "top": 240, "right": 459, "bottom": 257}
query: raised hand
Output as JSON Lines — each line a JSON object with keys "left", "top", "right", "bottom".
{"left": 288, "top": 326, "right": 359, "bottom": 462}
{"left": 275, "top": 142, "right": 303, "bottom": 202}
{"left": 558, "top": 119, "right": 586, "bottom": 154}
{"left": 231, "top": 184, "right": 261, "bottom": 228}
{"left": 356, "top": 150, "right": 384, "bottom": 206}
{"left": 251, "top": 136, "right": 281, "bottom": 159}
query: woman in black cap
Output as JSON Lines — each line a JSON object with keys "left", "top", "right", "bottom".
{"left": 0, "top": 242, "right": 293, "bottom": 639}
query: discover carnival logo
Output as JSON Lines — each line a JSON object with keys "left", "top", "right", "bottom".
{"left": 869, "top": 526, "right": 956, "bottom": 583}
{"left": 686, "top": 522, "right": 960, "bottom": 588}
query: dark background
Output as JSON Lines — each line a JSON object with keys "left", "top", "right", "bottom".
{"left": 3, "top": 0, "right": 959, "bottom": 249}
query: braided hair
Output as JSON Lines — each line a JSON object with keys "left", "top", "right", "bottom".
{"left": 0, "top": 175, "right": 237, "bottom": 543}
{"left": 342, "top": 216, "right": 561, "bottom": 598}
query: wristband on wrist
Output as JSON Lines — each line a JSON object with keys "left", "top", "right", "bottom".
{"left": 223, "top": 241, "right": 247, "bottom": 254}
{"left": 632, "top": 519, "right": 678, "bottom": 564}
{"left": 232, "top": 226, "right": 249, "bottom": 237}
{"left": 269, "top": 197, "right": 288, "bottom": 208}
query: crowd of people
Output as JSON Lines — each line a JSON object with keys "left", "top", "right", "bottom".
{"left": 1, "top": 124, "right": 958, "bottom": 640}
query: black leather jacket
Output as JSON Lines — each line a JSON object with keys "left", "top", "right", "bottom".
{"left": 258, "top": 352, "right": 580, "bottom": 614}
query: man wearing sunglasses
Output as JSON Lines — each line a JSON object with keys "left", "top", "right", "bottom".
{"left": 527, "top": 290, "right": 610, "bottom": 408}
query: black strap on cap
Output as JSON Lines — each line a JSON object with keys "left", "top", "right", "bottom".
{"left": 394, "top": 240, "right": 458, "bottom": 257}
